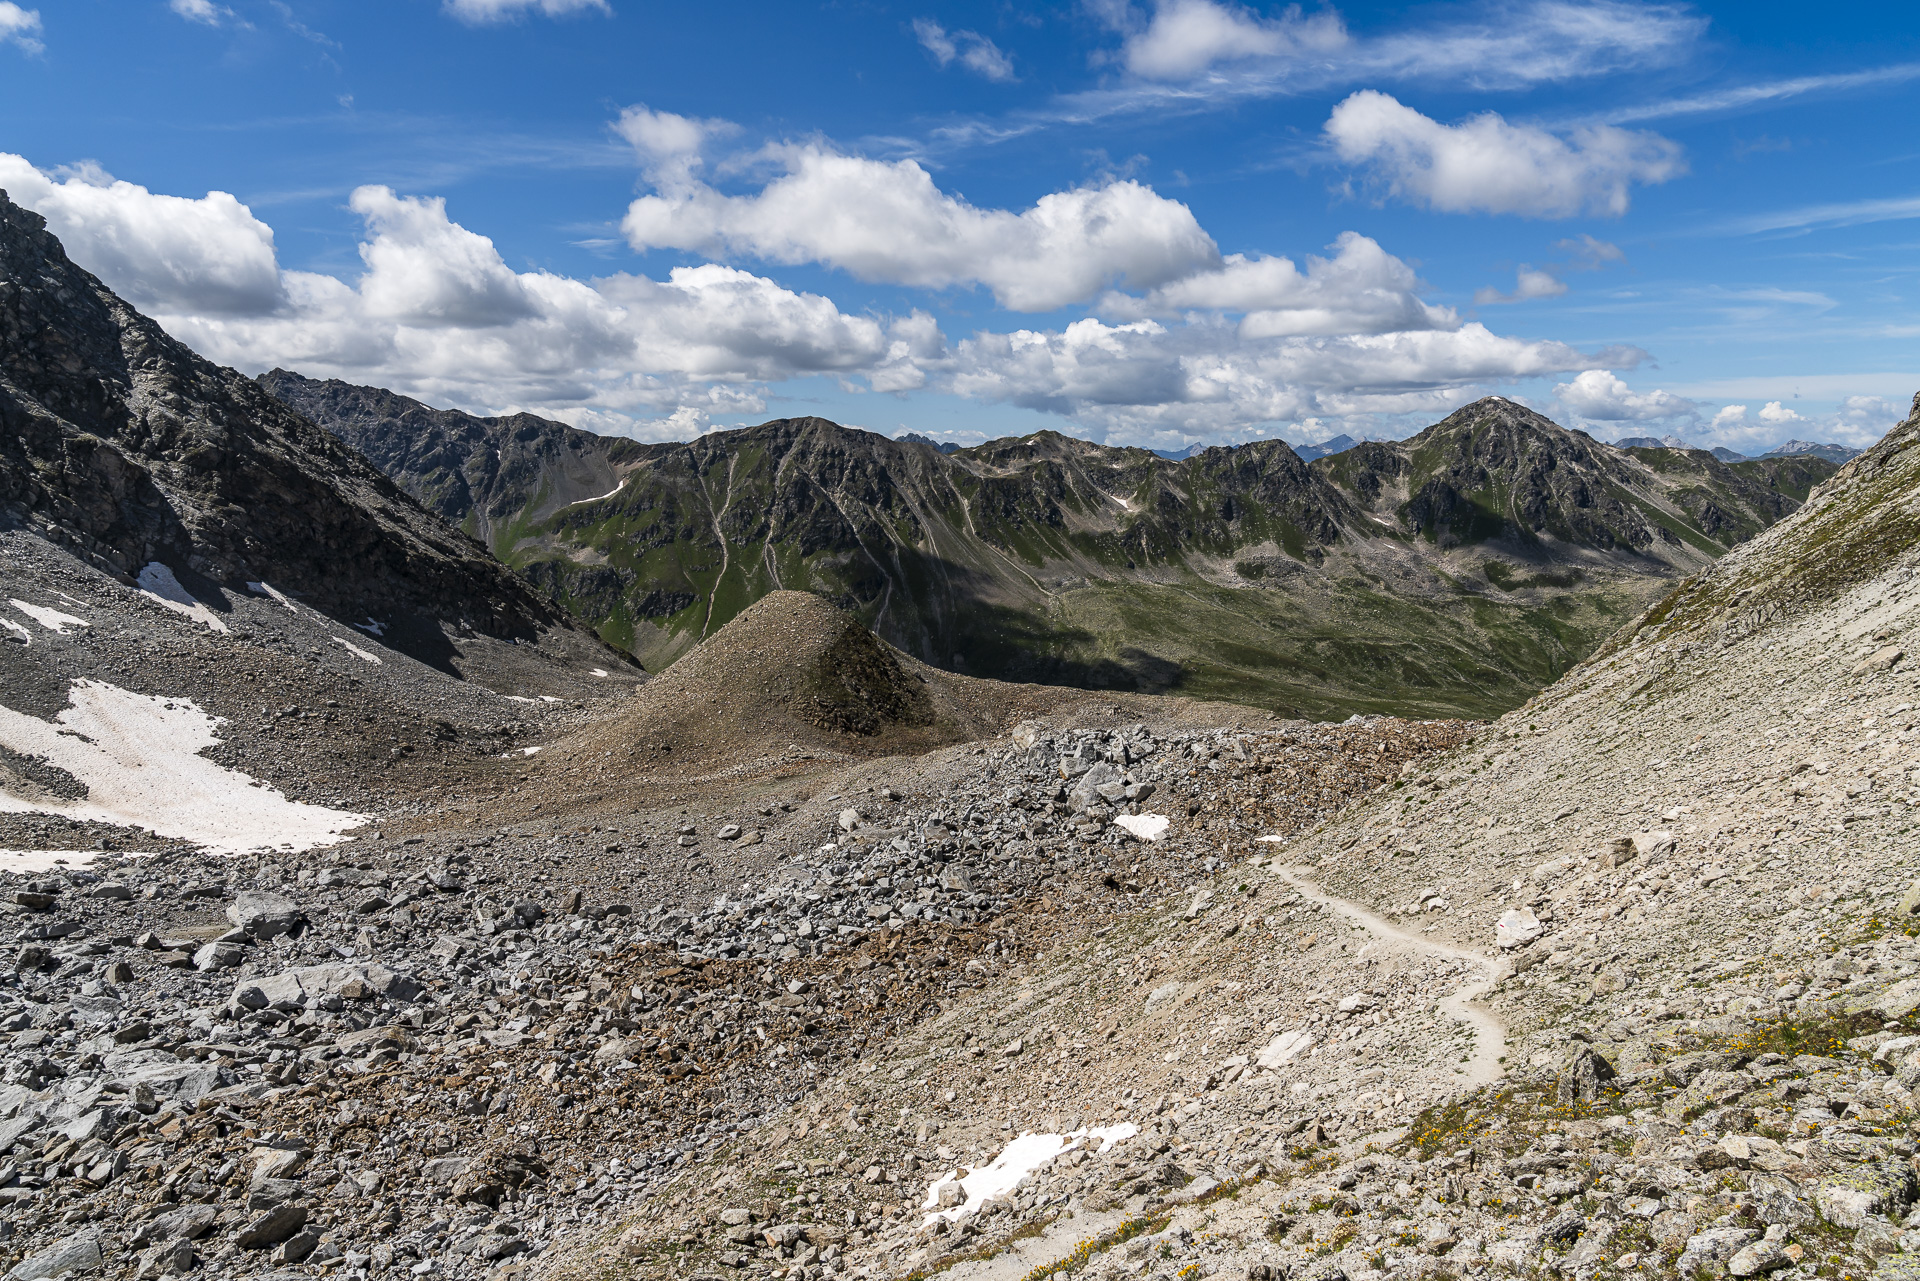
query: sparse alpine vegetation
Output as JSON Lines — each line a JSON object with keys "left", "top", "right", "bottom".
{"left": 265, "top": 374, "right": 1834, "bottom": 720}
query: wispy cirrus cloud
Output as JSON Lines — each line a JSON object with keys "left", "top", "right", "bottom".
{"left": 916, "top": 0, "right": 1704, "bottom": 153}
{"left": 443, "top": 0, "right": 609, "bottom": 24}
{"left": 169, "top": 0, "right": 235, "bottom": 26}
{"left": 0, "top": 2, "right": 42, "bottom": 54}
{"left": 1728, "top": 193, "right": 1920, "bottom": 235}
{"left": 1597, "top": 62, "right": 1920, "bottom": 125}
{"left": 913, "top": 19, "right": 1016, "bottom": 82}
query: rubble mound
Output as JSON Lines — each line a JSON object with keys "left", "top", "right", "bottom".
{"left": 565, "top": 591, "right": 1004, "bottom": 769}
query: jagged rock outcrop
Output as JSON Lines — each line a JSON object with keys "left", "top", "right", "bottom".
{"left": 0, "top": 189, "right": 610, "bottom": 664}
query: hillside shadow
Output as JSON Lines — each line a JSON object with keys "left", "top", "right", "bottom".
{"left": 865, "top": 551, "right": 1189, "bottom": 696}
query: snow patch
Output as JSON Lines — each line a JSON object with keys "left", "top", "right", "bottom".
{"left": 922, "top": 1124, "right": 1137, "bottom": 1224}
{"left": 11, "top": 600, "right": 88, "bottom": 634}
{"left": 140, "top": 564, "right": 229, "bottom": 633}
{"left": 568, "top": 479, "right": 627, "bottom": 507}
{"left": 504, "top": 696, "right": 539, "bottom": 704}
{"left": 590, "top": 668, "right": 609, "bottom": 678}
{"left": 501, "top": 746, "right": 543, "bottom": 758}
{"left": 245, "top": 581, "right": 299, "bottom": 612}
{"left": 1256, "top": 834, "right": 1287, "bottom": 844}
{"left": 2, "top": 619, "right": 29, "bottom": 645}
{"left": 330, "top": 636, "right": 382, "bottom": 665}
{"left": 1114, "top": 813, "right": 1169, "bottom": 842}
{"left": 0, "top": 680, "right": 366, "bottom": 854}
{"left": 0, "top": 849, "right": 138, "bottom": 874}
{"left": 353, "top": 617, "right": 387, "bottom": 637}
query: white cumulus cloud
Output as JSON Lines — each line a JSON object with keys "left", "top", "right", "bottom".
{"left": 0, "top": 2, "right": 43, "bottom": 54}
{"left": 621, "top": 142, "right": 1220, "bottom": 312}
{"left": 1703, "top": 395, "right": 1901, "bottom": 452}
{"left": 1119, "top": 0, "right": 1346, "bottom": 80}
{"left": 947, "top": 317, "right": 1633, "bottom": 435}
{"left": 174, "top": 188, "right": 939, "bottom": 429}
{"left": 0, "top": 155, "right": 935, "bottom": 441}
{"left": 4, "top": 148, "right": 1652, "bottom": 447}
{"left": 613, "top": 105, "right": 736, "bottom": 190}
{"left": 1100, "top": 231, "right": 1457, "bottom": 337}
{"left": 0, "top": 154, "right": 285, "bottom": 315}
{"left": 1832, "top": 394, "right": 1906, "bottom": 445}
{"left": 442, "top": 0, "right": 609, "bottom": 24}
{"left": 913, "top": 19, "right": 1016, "bottom": 81}
{"left": 1475, "top": 267, "right": 1568, "bottom": 305}
{"left": 1325, "top": 90, "right": 1685, "bottom": 217}
{"left": 1551, "top": 369, "right": 1693, "bottom": 421}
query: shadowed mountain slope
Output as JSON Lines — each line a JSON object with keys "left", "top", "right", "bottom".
{"left": 264, "top": 374, "right": 1831, "bottom": 718}
{"left": 0, "top": 190, "right": 632, "bottom": 680}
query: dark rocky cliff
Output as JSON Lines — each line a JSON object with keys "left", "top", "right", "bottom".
{"left": 0, "top": 189, "right": 619, "bottom": 670}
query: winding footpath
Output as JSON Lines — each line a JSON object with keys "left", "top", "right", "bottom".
{"left": 1269, "top": 863, "right": 1510, "bottom": 1089}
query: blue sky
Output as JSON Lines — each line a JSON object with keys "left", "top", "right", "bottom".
{"left": 2, "top": 0, "right": 1917, "bottom": 454}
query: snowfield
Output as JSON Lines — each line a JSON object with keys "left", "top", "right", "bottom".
{"left": 0, "top": 680, "right": 366, "bottom": 853}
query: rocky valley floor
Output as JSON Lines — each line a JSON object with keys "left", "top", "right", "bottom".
{"left": 2, "top": 415, "right": 1920, "bottom": 1281}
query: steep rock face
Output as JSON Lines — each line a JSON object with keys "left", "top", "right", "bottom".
{"left": 263, "top": 371, "right": 1829, "bottom": 716}
{"left": 1321, "top": 398, "right": 1834, "bottom": 555}
{"left": 0, "top": 191, "right": 607, "bottom": 668}
{"left": 254, "top": 373, "right": 647, "bottom": 544}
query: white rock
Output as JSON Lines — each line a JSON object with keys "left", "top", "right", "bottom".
{"left": 1632, "top": 830, "right": 1677, "bottom": 858}
{"left": 1255, "top": 1030, "right": 1315, "bottom": 1068}
{"left": 1495, "top": 907, "right": 1542, "bottom": 950}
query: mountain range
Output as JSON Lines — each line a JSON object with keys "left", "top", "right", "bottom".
{"left": 1614, "top": 434, "right": 1862, "bottom": 466}
{"left": 262, "top": 372, "right": 1836, "bottom": 719}
{"left": 3, "top": 178, "right": 1920, "bottom": 1281}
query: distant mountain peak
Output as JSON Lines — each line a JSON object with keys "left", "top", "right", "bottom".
{"left": 898, "top": 431, "right": 963, "bottom": 454}
{"left": 1295, "top": 434, "right": 1360, "bottom": 462}
{"left": 1764, "top": 439, "right": 1861, "bottom": 465}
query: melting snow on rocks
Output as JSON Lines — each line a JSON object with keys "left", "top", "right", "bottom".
{"left": 9, "top": 599, "right": 87, "bottom": 633}
{"left": 330, "top": 635, "right": 382, "bottom": 664}
{"left": 1113, "top": 812, "right": 1169, "bottom": 841}
{"left": 0, "top": 680, "right": 365, "bottom": 853}
{"left": 921, "top": 1123, "right": 1137, "bottom": 1224}
{"left": 137, "top": 562, "right": 229, "bottom": 633}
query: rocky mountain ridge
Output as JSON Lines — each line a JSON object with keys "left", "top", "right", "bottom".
{"left": 4, "top": 180, "right": 1917, "bottom": 1281}
{"left": 546, "top": 392, "right": 1920, "bottom": 1281}
{"left": 0, "top": 189, "right": 625, "bottom": 681}
{"left": 263, "top": 374, "right": 1834, "bottom": 720}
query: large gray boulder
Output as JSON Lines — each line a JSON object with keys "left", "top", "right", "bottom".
{"left": 7, "top": 1228, "right": 101, "bottom": 1279}
{"left": 102, "top": 1048, "right": 231, "bottom": 1104}
{"left": 1068, "top": 762, "right": 1124, "bottom": 812}
{"left": 229, "top": 961, "right": 421, "bottom": 1011}
{"left": 226, "top": 891, "right": 305, "bottom": 940}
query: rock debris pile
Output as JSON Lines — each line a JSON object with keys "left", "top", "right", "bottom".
{"left": 0, "top": 708, "right": 1466, "bottom": 1281}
